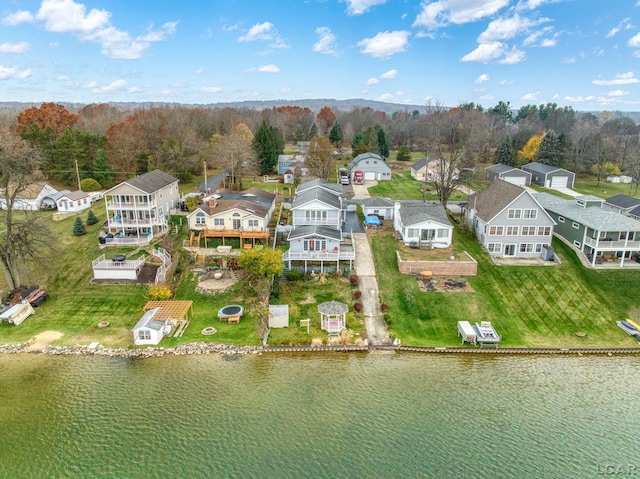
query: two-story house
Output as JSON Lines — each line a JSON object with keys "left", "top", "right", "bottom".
{"left": 284, "top": 180, "right": 354, "bottom": 272}
{"left": 534, "top": 192, "right": 640, "bottom": 267}
{"left": 103, "top": 169, "right": 179, "bottom": 245}
{"left": 465, "top": 180, "right": 555, "bottom": 258}
{"left": 186, "top": 188, "right": 276, "bottom": 248}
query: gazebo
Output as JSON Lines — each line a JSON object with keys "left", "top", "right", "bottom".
{"left": 318, "top": 301, "right": 348, "bottom": 333}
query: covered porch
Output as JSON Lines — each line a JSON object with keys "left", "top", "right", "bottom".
{"left": 582, "top": 227, "right": 640, "bottom": 267}
{"left": 196, "top": 227, "right": 270, "bottom": 248}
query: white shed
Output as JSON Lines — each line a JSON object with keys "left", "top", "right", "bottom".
{"left": 268, "top": 304, "right": 289, "bottom": 328}
{"left": 132, "top": 308, "right": 171, "bottom": 346}
{"left": 457, "top": 320, "right": 477, "bottom": 345}
{"left": 0, "top": 302, "right": 35, "bottom": 326}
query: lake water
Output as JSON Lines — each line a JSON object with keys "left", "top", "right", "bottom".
{"left": 1, "top": 352, "right": 638, "bottom": 479}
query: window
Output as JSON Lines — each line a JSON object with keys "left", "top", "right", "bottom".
{"left": 519, "top": 243, "right": 534, "bottom": 253}
{"left": 214, "top": 218, "right": 225, "bottom": 226}
{"left": 506, "top": 226, "right": 519, "bottom": 236}
{"left": 305, "top": 210, "right": 328, "bottom": 222}
{"left": 195, "top": 212, "right": 206, "bottom": 225}
{"left": 247, "top": 219, "right": 259, "bottom": 228}
{"left": 158, "top": 207, "right": 163, "bottom": 216}
{"left": 521, "top": 226, "right": 536, "bottom": 236}
{"left": 487, "top": 243, "right": 502, "bottom": 253}
{"left": 304, "top": 239, "right": 326, "bottom": 251}
{"left": 489, "top": 226, "right": 504, "bottom": 236}
{"left": 572, "top": 222, "right": 580, "bottom": 229}
{"left": 437, "top": 228, "right": 448, "bottom": 238}
{"left": 408, "top": 228, "right": 418, "bottom": 238}
{"left": 507, "top": 209, "right": 522, "bottom": 219}
{"left": 537, "top": 226, "right": 551, "bottom": 236}
{"left": 558, "top": 216, "right": 565, "bottom": 223}
{"left": 138, "top": 330, "right": 151, "bottom": 341}
{"left": 535, "top": 243, "right": 549, "bottom": 253}
{"left": 523, "top": 209, "right": 537, "bottom": 219}
{"left": 573, "top": 240, "right": 581, "bottom": 248}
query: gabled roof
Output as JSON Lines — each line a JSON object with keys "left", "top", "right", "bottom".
{"left": 397, "top": 202, "right": 452, "bottom": 228}
{"left": 192, "top": 200, "right": 269, "bottom": 218}
{"left": 348, "top": 152, "right": 387, "bottom": 169}
{"left": 59, "top": 190, "right": 89, "bottom": 201}
{"left": 114, "top": 169, "right": 178, "bottom": 194}
{"left": 44, "top": 189, "right": 71, "bottom": 202}
{"left": 522, "top": 162, "right": 573, "bottom": 175}
{"left": 133, "top": 308, "right": 165, "bottom": 331}
{"left": 296, "top": 178, "right": 342, "bottom": 195}
{"left": 292, "top": 187, "right": 341, "bottom": 209}
{"left": 485, "top": 163, "right": 529, "bottom": 176}
{"left": 361, "top": 196, "right": 394, "bottom": 208}
{"left": 605, "top": 194, "right": 640, "bottom": 210}
{"left": 411, "top": 156, "right": 439, "bottom": 171}
{"left": 204, "top": 188, "right": 275, "bottom": 210}
{"left": 468, "top": 179, "right": 528, "bottom": 222}
{"left": 287, "top": 224, "right": 342, "bottom": 241}
{"left": 2, "top": 182, "right": 56, "bottom": 200}
{"left": 534, "top": 192, "right": 640, "bottom": 231}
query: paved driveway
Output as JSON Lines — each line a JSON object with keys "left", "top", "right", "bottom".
{"left": 343, "top": 210, "right": 364, "bottom": 235}
{"left": 550, "top": 187, "right": 581, "bottom": 197}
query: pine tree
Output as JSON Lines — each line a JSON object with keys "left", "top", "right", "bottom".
{"left": 495, "top": 137, "right": 515, "bottom": 166}
{"left": 328, "top": 121, "right": 343, "bottom": 149}
{"left": 252, "top": 121, "right": 284, "bottom": 175}
{"left": 308, "top": 122, "right": 318, "bottom": 140}
{"left": 86, "top": 210, "right": 98, "bottom": 225}
{"left": 73, "top": 217, "right": 87, "bottom": 236}
{"left": 396, "top": 145, "right": 412, "bottom": 161}
{"left": 377, "top": 127, "right": 389, "bottom": 159}
{"left": 93, "top": 148, "right": 115, "bottom": 188}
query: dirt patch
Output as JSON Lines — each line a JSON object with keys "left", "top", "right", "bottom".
{"left": 196, "top": 270, "right": 239, "bottom": 293}
{"left": 417, "top": 277, "right": 475, "bottom": 293}
{"left": 299, "top": 293, "right": 316, "bottom": 304}
{"left": 27, "top": 330, "right": 64, "bottom": 351}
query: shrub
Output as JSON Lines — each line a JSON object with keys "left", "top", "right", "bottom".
{"left": 86, "top": 210, "right": 99, "bottom": 225}
{"left": 147, "top": 284, "right": 172, "bottom": 301}
{"left": 72, "top": 216, "right": 86, "bottom": 236}
{"left": 286, "top": 270, "right": 303, "bottom": 281}
{"left": 270, "top": 279, "right": 281, "bottom": 302}
{"left": 353, "top": 302, "right": 363, "bottom": 313}
{"left": 349, "top": 274, "right": 359, "bottom": 286}
{"left": 184, "top": 196, "right": 200, "bottom": 211}
{"left": 380, "top": 303, "right": 389, "bottom": 313}
{"left": 383, "top": 313, "right": 391, "bottom": 325}
{"left": 353, "top": 290, "right": 362, "bottom": 299}
{"left": 80, "top": 178, "right": 101, "bottom": 191}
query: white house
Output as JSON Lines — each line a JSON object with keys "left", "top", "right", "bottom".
{"left": 56, "top": 190, "right": 93, "bottom": 213}
{"left": 132, "top": 308, "right": 171, "bottom": 346}
{"left": 0, "top": 182, "right": 58, "bottom": 211}
{"left": 393, "top": 201, "right": 453, "bottom": 248}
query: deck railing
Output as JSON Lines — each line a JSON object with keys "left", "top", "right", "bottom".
{"left": 92, "top": 254, "right": 146, "bottom": 270}
{"left": 283, "top": 250, "right": 355, "bottom": 261}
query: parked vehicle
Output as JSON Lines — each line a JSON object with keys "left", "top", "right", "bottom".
{"left": 339, "top": 168, "right": 350, "bottom": 185}
{"left": 353, "top": 170, "right": 364, "bottom": 185}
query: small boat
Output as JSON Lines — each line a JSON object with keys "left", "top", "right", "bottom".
{"left": 617, "top": 321, "right": 640, "bottom": 337}
{"left": 625, "top": 319, "right": 640, "bottom": 330}
{"left": 621, "top": 320, "right": 638, "bottom": 331}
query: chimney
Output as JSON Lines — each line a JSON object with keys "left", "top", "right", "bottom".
{"left": 208, "top": 198, "right": 217, "bottom": 208}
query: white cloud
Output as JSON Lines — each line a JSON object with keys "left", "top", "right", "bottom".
{"left": 127, "top": 86, "right": 140, "bottom": 93}
{"left": 499, "top": 79, "right": 513, "bottom": 85}
{"left": 606, "top": 18, "right": 632, "bottom": 38}
{"left": 629, "top": 32, "right": 640, "bottom": 48}
{"left": 93, "top": 79, "right": 126, "bottom": 93}
{"left": 358, "top": 31, "right": 410, "bottom": 58}
{"left": 195, "top": 67, "right": 204, "bottom": 74}
{"left": 377, "top": 93, "right": 395, "bottom": 101}
{"left": 313, "top": 27, "right": 339, "bottom": 56}
{"left": 7, "top": 0, "right": 177, "bottom": 60}
{"left": 343, "top": 0, "right": 388, "bottom": 15}
{"left": 244, "top": 64, "right": 280, "bottom": 73}
{"left": 2, "top": 10, "right": 35, "bottom": 26}
{"left": 56, "top": 75, "right": 69, "bottom": 81}
{"left": 201, "top": 86, "right": 223, "bottom": 93}
{"left": 499, "top": 46, "right": 526, "bottom": 64}
{"left": 592, "top": 72, "right": 639, "bottom": 85}
{"left": 413, "top": 0, "right": 510, "bottom": 29}
{"left": 539, "top": 37, "right": 556, "bottom": 47}
{"left": 0, "top": 65, "right": 31, "bottom": 80}
{"left": 82, "top": 80, "right": 99, "bottom": 88}
{"left": 0, "top": 42, "right": 30, "bottom": 53}
{"left": 238, "top": 21, "right": 289, "bottom": 48}
{"left": 474, "top": 73, "right": 489, "bottom": 84}
{"left": 380, "top": 69, "right": 398, "bottom": 79}
{"left": 521, "top": 91, "right": 540, "bottom": 101}
{"left": 608, "top": 89, "right": 628, "bottom": 97}
{"left": 461, "top": 41, "right": 505, "bottom": 63}
{"left": 366, "top": 78, "right": 380, "bottom": 86}
{"left": 478, "top": 14, "right": 545, "bottom": 43}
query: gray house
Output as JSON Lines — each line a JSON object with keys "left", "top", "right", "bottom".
{"left": 485, "top": 164, "right": 532, "bottom": 186}
{"left": 348, "top": 152, "right": 392, "bottom": 181}
{"left": 465, "top": 180, "right": 555, "bottom": 258}
{"left": 534, "top": 193, "right": 640, "bottom": 267}
{"left": 604, "top": 194, "right": 640, "bottom": 220}
{"left": 522, "top": 162, "right": 575, "bottom": 188}
{"left": 361, "top": 196, "right": 394, "bottom": 219}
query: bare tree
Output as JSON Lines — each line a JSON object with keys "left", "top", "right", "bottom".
{"left": 0, "top": 129, "right": 53, "bottom": 289}
{"left": 305, "top": 136, "right": 336, "bottom": 180}
{"left": 210, "top": 123, "right": 257, "bottom": 188}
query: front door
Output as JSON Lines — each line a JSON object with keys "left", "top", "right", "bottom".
{"left": 233, "top": 218, "right": 241, "bottom": 230}
{"left": 504, "top": 244, "right": 516, "bottom": 256}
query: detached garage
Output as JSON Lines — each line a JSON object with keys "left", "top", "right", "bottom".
{"left": 485, "top": 164, "right": 531, "bottom": 186}
{"left": 522, "top": 162, "right": 575, "bottom": 188}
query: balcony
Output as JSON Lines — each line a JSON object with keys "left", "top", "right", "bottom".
{"left": 108, "top": 216, "right": 159, "bottom": 228}
{"left": 106, "top": 198, "right": 156, "bottom": 209}
{"left": 283, "top": 249, "right": 356, "bottom": 262}
{"left": 583, "top": 236, "right": 640, "bottom": 250}
{"left": 198, "top": 227, "right": 270, "bottom": 240}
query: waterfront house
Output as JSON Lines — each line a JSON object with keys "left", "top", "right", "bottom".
{"left": 0, "top": 182, "right": 58, "bottom": 211}
{"left": 465, "top": 180, "right": 555, "bottom": 258}
{"left": 522, "top": 162, "right": 575, "bottom": 188}
{"left": 186, "top": 188, "right": 276, "bottom": 247}
{"left": 295, "top": 178, "right": 342, "bottom": 196}
{"left": 291, "top": 184, "right": 343, "bottom": 228}
{"left": 484, "top": 164, "right": 532, "bottom": 186}
{"left": 103, "top": 170, "right": 179, "bottom": 245}
{"left": 534, "top": 192, "right": 640, "bottom": 267}
{"left": 348, "top": 152, "right": 392, "bottom": 181}
{"left": 604, "top": 194, "right": 640, "bottom": 220}
{"left": 410, "top": 156, "right": 459, "bottom": 182}
{"left": 393, "top": 201, "right": 453, "bottom": 248}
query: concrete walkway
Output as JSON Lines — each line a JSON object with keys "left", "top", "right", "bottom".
{"left": 353, "top": 232, "right": 391, "bottom": 346}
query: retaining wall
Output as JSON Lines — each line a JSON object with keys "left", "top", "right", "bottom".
{"left": 396, "top": 250, "right": 478, "bottom": 276}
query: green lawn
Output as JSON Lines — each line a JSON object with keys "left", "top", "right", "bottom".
{"left": 372, "top": 226, "right": 640, "bottom": 348}
{"left": 368, "top": 171, "right": 468, "bottom": 202}
{"left": 573, "top": 174, "right": 640, "bottom": 199}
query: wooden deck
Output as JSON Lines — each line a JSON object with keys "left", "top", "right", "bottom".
{"left": 194, "top": 228, "right": 270, "bottom": 247}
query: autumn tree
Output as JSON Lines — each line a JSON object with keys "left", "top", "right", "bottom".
{"left": 252, "top": 121, "right": 284, "bottom": 175}
{"left": 211, "top": 123, "right": 256, "bottom": 188}
{"left": 0, "top": 130, "right": 53, "bottom": 289}
{"left": 591, "top": 161, "right": 620, "bottom": 186}
{"left": 316, "top": 106, "right": 336, "bottom": 136}
{"left": 17, "top": 102, "right": 78, "bottom": 135}
{"left": 305, "top": 136, "right": 336, "bottom": 180}
{"left": 76, "top": 103, "right": 123, "bottom": 136}
{"left": 517, "top": 131, "right": 545, "bottom": 165}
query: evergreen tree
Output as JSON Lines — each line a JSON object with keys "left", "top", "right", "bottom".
{"left": 396, "top": 144, "right": 412, "bottom": 161}
{"left": 252, "top": 121, "right": 284, "bottom": 175}
{"left": 86, "top": 210, "right": 98, "bottom": 226}
{"left": 377, "top": 127, "right": 389, "bottom": 159}
{"left": 93, "top": 148, "right": 115, "bottom": 188}
{"left": 328, "top": 121, "right": 343, "bottom": 149}
{"left": 495, "top": 137, "right": 515, "bottom": 166}
{"left": 351, "top": 133, "right": 368, "bottom": 157}
{"left": 308, "top": 122, "right": 318, "bottom": 140}
{"left": 72, "top": 217, "right": 87, "bottom": 236}
{"left": 536, "top": 130, "right": 562, "bottom": 166}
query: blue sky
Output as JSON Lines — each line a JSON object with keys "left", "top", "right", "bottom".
{"left": 1, "top": 0, "right": 640, "bottom": 111}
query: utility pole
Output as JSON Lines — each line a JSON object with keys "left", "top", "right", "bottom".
{"left": 204, "top": 161, "right": 208, "bottom": 193}
{"left": 75, "top": 159, "right": 81, "bottom": 190}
